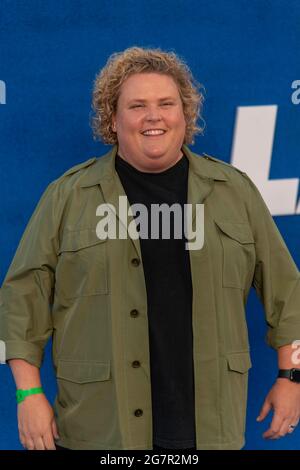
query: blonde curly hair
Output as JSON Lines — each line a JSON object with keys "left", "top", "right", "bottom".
{"left": 90, "top": 46, "right": 205, "bottom": 145}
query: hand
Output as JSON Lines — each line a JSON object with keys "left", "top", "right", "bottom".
{"left": 17, "top": 393, "right": 60, "bottom": 450}
{"left": 257, "top": 378, "right": 300, "bottom": 439}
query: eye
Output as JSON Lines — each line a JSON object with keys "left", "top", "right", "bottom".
{"left": 130, "top": 104, "right": 144, "bottom": 108}
{"left": 161, "top": 102, "right": 174, "bottom": 106}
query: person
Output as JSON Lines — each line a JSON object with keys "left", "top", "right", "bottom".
{"left": 0, "top": 46, "right": 300, "bottom": 451}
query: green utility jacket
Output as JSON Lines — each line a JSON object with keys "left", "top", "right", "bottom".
{"left": 0, "top": 144, "right": 299, "bottom": 450}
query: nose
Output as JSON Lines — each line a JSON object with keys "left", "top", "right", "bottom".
{"left": 145, "top": 105, "right": 162, "bottom": 122}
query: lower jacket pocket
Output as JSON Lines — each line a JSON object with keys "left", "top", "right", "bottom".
{"left": 222, "top": 351, "right": 252, "bottom": 441}
{"left": 56, "top": 359, "right": 111, "bottom": 383}
{"left": 54, "top": 359, "right": 117, "bottom": 444}
{"left": 226, "top": 351, "right": 252, "bottom": 373}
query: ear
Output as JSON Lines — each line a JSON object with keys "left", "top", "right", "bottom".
{"left": 112, "top": 115, "right": 117, "bottom": 133}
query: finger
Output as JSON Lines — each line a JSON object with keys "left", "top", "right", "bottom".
{"left": 51, "top": 419, "right": 60, "bottom": 440}
{"left": 24, "top": 437, "right": 35, "bottom": 450}
{"left": 263, "top": 412, "right": 285, "bottom": 439}
{"left": 34, "top": 436, "right": 45, "bottom": 450}
{"left": 257, "top": 400, "right": 272, "bottom": 422}
{"left": 287, "top": 417, "right": 299, "bottom": 434}
{"left": 20, "top": 439, "right": 26, "bottom": 449}
{"left": 272, "top": 418, "right": 291, "bottom": 439}
{"left": 19, "top": 431, "right": 26, "bottom": 449}
{"left": 42, "top": 431, "right": 56, "bottom": 450}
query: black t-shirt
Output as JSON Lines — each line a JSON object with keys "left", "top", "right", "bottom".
{"left": 115, "top": 153, "right": 196, "bottom": 449}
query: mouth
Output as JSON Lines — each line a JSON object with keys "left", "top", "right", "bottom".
{"left": 141, "top": 129, "right": 167, "bottom": 137}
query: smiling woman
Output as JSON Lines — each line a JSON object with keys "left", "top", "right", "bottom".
{"left": 1, "top": 46, "right": 300, "bottom": 452}
{"left": 90, "top": 46, "right": 205, "bottom": 172}
{"left": 110, "top": 73, "right": 187, "bottom": 172}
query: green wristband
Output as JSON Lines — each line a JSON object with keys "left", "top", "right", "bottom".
{"left": 16, "top": 387, "right": 44, "bottom": 404}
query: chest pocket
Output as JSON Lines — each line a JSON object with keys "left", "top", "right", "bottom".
{"left": 214, "top": 220, "right": 256, "bottom": 289}
{"left": 56, "top": 228, "right": 108, "bottom": 299}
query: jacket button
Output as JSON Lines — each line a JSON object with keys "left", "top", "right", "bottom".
{"left": 131, "top": 258, "right": 140, "bottom": 267}
{"left": 132, "top": 360, "right": 141, "bottom": 368}
{"left": 130, "top": 309, "right": 139, "bottom": 318}
{"left": 134, "top": 409, "right": 143, "bottom": 417}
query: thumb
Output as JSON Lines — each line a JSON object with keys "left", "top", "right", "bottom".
{"left": 51, "top": 419, "right": 60, "bottom": 440}
{"left": 257, "top": 399, "right": 272, "bottom": 422}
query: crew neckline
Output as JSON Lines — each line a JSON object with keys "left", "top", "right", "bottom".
{"left": 115, "top": 153, "right": 188, "bottom": 177}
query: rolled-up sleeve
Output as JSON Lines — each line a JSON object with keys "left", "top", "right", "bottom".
{"left": 244, "top": 173, "right": 300, "bottom": 350}
{"left": 0, "top": 180, "right": 61, "bottom": 368}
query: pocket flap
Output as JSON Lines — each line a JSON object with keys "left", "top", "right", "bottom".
{"left": 59, "top": 228, "right": 107, "bottom": 253}
{"left": 214, "top": 220, "right": 255, "bottom": 244}
{"left": 227, "top": 352, "right": 252, "bottom": 373}
{"left": 56, "top": 360, "right": 110, "bottom": 383}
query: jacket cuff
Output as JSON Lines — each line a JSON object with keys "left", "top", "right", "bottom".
{"left": 266, "top": 324, "right": 300, "bottom": 351}
{"left": 1, "top": 340, "right": 44, "bottom": 368}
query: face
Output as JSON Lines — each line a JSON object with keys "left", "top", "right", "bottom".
{"left": 112, "top": 73, "right": 186, "bottom": 172}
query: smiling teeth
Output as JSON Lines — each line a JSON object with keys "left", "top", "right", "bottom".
{"left": 143, "top": 130, "right": 165, "bottom": 135}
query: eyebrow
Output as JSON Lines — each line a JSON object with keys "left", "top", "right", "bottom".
{"left": 127, "top": 96, "right": 176, "bottom": 104}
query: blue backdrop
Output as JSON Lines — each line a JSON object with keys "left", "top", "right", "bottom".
{"left": 0, "top": 0, "right": 299, "bottom": 450}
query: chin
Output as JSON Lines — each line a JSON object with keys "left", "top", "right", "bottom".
{"left": 144, "top": 149, "right": 167, "bottom": 159}
{"left": 146, "top": 154, "right": 165, "bottom": 161}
